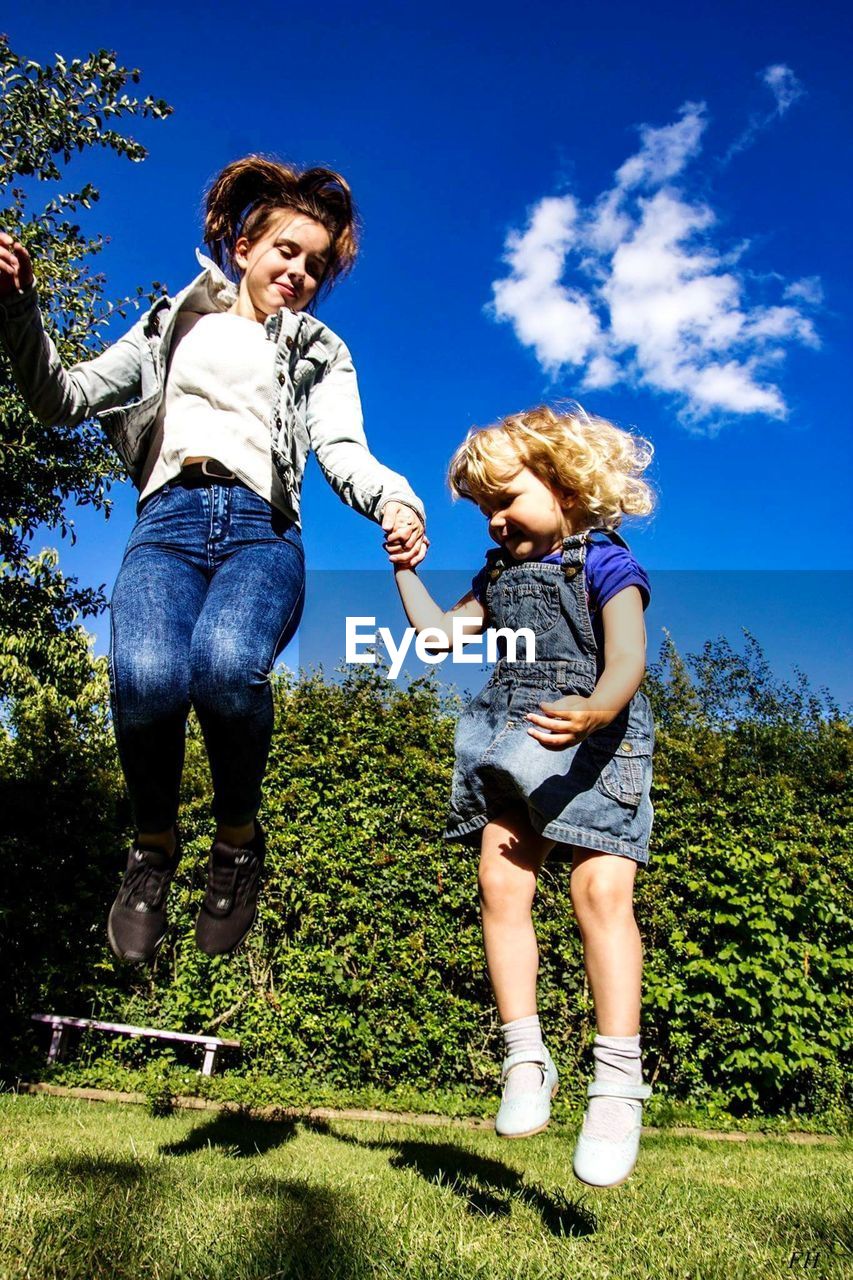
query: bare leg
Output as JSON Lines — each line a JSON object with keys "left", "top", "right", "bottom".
{"left": 136, "top": 827, "right": 178, "bottom": 857}
{"left": 571, "top": 847, "right": 644, "bottom": 1151}
{"left": 478, "top": 806, "right": 555, "bottom": 1023}
{"left": 216, "top": 822, "right": 255, "bottom": 846}
{"left": 570, "top": 848, "right": 641, "bottom": 1034}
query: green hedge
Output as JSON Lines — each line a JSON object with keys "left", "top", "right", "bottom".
{"left": 1, "top": 638, "right": 850, "bottom": 1118}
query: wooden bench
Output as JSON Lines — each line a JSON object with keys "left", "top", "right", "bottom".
{"left": 32, "top": 1014, "right": 240, "bottom": 1076}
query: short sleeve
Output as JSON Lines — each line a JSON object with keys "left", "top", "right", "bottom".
{"left": 585, "top": 541, "right": 650, "bottom": 616}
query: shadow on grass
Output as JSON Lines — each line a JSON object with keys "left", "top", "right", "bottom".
{"left": 248, "top": 1176, "right": 384, "bottom": 1280}
{"left": 18, "top": 1157, "right": 159, "bottom": 1278}
{"left": 160, "top": 1112, "right": 298, "bottom": 1158}
{"left": 308, "top": 1120, "right": 597, "bottom": 1238}
{"left": 20, "top": 1155, "right": 380, "bottom": 1279}
{"left": 764, "top": 1205, "right": 853, "bottom": 1261}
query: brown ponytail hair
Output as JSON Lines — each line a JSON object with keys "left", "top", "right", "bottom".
{"left": 204, "top": 155, "right": 358, "bottom": 307}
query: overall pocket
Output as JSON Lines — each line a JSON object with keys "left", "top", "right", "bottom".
{"left": 587, "top": 737, "right": 653, "bottom": 807}
{"left": 507, "top": 684, "right": 560, "bottom": 724}
{"left": 493, "top": 578, "right": 562, "bottom": 637}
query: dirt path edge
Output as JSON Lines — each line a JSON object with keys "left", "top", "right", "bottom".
{"left": 15, "top": 1083, "right": 841, "bottom": 1144}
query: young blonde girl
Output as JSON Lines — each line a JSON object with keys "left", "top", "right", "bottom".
{"left": 391, "top": 404, "right": 654, "bottom": 1188}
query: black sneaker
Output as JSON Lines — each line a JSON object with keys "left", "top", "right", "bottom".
{"left": 107, "top": 839, "right": 180, "bottom": 963}
{"left": 195, "top": 822, "right": 266, "bottom": 956}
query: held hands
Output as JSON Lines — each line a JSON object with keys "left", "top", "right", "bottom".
{"left": 0, "top": 233, "right": 34, "bottom": 298}
{"left": 381, "top": 502, "right": 429, "bottom": 570}
{"left": 526, "top": 695, "right": 603, "bottom": 749}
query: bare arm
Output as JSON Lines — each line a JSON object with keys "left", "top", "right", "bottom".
{"left": 526, "top": 586, "right": 646, "bottom": 747}
{"left": 586, "top": 587, "right": 647, "bottom": 724}
{"left": 393, "top": 567, "right": 486, "bottom": 651}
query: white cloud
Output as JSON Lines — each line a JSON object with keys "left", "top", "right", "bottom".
{"left": 615, "top": 103, "right": 706, "bottom": 190}
{"left": 491, "top": 196, "right": 603, "bottom": 372}
{"left": 488, "top": 73, "right": 818, "bottom": 424}
{"left": 724, "top": 64, "right": 806, "bottom": 161}
{"left": 784, "top": 276, "right": 823, "bottom": 306}
{"left": 763, "top": 64, "right": 805, "bottom": 114}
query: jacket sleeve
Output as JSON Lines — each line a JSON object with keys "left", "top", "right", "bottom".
{"left": 305, "top": 338, "right": 425, "bottom": 526}
{"left": 0, "top": 284, "right": 144, "bottom": 427}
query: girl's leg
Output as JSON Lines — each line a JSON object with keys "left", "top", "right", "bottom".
{"left": 187, "top": 502, "right": 304, "bottom": 956}
{"left": 479, "top": 807, "right": 557, "bottom": 1131}
{"left": 570, "top": 847, "right": 646, "bottom": 1174}
{"left": 110, "top": 543, "right": 208, "bottom": 837}
{"left": 107, "top": 532, "right": 208, "bottom": 961}
{"left": 569, "top": 848, "right": 641, "bottom": 1034}
{"left": 478, "top": 806, "right": 555, "bottom": 1022}
{"left": 187, "top": 533, "right": 305, "bottom": 831}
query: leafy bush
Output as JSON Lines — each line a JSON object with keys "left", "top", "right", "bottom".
{"left": 1, "top": 638, "right": 849, "bottom": 1119}
{"left": 0, "top": 37, "right": 171, "bottom": 698}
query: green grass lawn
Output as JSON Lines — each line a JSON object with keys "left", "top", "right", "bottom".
{"left": 0, "top": 1096, "right": 850, "bottom": 1280}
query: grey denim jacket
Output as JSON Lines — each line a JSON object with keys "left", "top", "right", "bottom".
{"left": 0, "top": 251, "right": 425, "bottom": 528}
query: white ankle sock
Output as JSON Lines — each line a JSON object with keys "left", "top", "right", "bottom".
{"left": 501, "top": 1014, "right": 546, "bottom": 1100}
{"left": 584, "top": 1033, "right": 643, "bottom": 1142}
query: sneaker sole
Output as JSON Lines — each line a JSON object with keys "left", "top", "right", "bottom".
{"left": 194, "top": 906, "right": 258, "bottom": 957}
{"left": 107, "top": 914, "right": 166, "bottom": 965}
{"left": 498, "top": 1118, "right": 552, "bottom": 1140}
{"left": 572, "top": 1164, "right": 636, "bottom": 1189}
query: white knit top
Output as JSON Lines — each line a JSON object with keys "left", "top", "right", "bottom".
{"left": 139, "top": 310, "right": 285, "bottom": 510}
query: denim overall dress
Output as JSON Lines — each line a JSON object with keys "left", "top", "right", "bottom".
{"left": 444, "top": 528, "right": 654, "bottom": 863}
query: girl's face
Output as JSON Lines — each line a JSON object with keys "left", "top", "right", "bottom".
{"left": 478, "top": 462, "right": 577, "bottom": 561}
{"left": 233, "top": 210, "right": 332, "bottom": 319}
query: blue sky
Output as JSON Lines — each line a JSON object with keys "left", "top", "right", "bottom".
{"left": 6, "top": 0, "right": 852, "bottom": 699}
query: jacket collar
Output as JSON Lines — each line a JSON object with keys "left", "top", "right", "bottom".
{"left": 161, "top": 251, "right": 337, "bottom": 358}
{"left": 181, "top": 250, "right": 240, "bottom": 313}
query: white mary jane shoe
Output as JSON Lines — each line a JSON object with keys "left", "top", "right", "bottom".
{"left": 572, "top": 1080, "right": 652, "bottom": 1188}
{"left": 494, "top": 1047, "right": 559, "bottom": 1139}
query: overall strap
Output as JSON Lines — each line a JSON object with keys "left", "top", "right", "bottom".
{"left": 586, "top": 525, "right": 631, "bottom": 551}
{"left": 482, "top": 547, "right": 511, "bottom": 587}
{"left": 560, "top": 525, "right": 631, "bottom": 588}
{"left": 559, "top": 531, "right": 587, "bottom": 576}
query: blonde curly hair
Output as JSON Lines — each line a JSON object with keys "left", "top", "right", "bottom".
{"left": 448, "top": 403, "right": 655, "bottom": 529}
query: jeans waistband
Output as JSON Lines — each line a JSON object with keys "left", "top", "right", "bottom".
{"left": 173, "top": 459, "right": 240, "bottom": 488}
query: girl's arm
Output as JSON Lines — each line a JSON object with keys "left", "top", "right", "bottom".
{"left": 304, "top": 336, "right": 425, "bottom": 528}
{"left": 526, "top": 586, "right": 646, "bottom": 748}
{"left": 0, "top": 234, "right": 144, "bottom": 427}
{"left": 393, "top": 567, "right": 486, "bottom": 652}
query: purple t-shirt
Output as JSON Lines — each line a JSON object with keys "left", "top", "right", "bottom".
{"left": 472, "top": 538, "right": 650, "bottom": 648}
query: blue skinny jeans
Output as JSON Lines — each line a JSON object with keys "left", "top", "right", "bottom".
{"left": 108, "top": 481, "right": 305, "bottom": 832}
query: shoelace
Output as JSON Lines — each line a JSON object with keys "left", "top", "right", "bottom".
{"left": 118, "top": 850, "right": 174, "bottom": 910}
{"left": 232, "top": 853, "right": 261, "bottom": 907}
{"left": 206, "top": 848, "right": 261, "bottom": 911}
